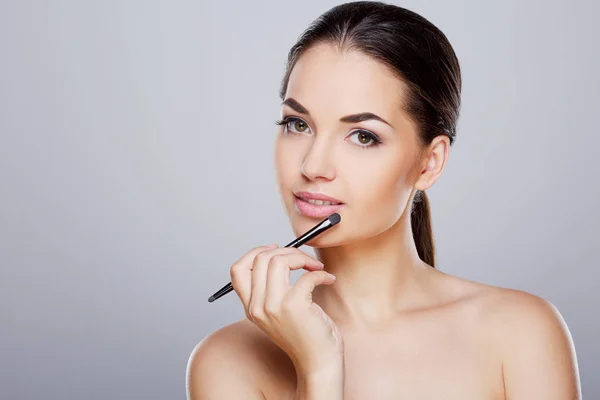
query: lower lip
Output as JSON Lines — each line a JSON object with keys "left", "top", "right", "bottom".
{"left": 294, "top": 195, "right": 345, "bottom": 218}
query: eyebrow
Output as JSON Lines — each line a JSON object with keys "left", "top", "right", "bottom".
{"left": 282, "top": 97, "right": 393, "bottom": 128}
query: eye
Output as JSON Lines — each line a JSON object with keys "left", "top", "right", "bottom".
{"left": 348, "top": 130, "right": 382, "bottom": 148}
{"left": 274, "top": 117, "right": 382, "bottom": 148}
{"left": 274, "top": 117, "right": 311, "bottom": 133}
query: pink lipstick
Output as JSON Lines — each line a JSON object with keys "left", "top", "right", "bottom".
{"left": 293, "top": 191, "right": 345, "bottom": 218}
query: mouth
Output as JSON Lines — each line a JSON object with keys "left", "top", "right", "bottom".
{"left": 293, "top": 192, "right": 345, "bottom": 218}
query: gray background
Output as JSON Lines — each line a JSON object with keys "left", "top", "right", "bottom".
{"left": 1, "top": 0, "right": 598, "bottom": 398}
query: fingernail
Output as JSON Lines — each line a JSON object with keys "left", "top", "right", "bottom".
{"left": 328, "top": 273, "right": 336, "bottom": 280}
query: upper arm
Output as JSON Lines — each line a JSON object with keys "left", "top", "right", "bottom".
{"left": 186, "top": 329, "right": 265, "bottom": 400}
{"left": 491, "top": 291, "right": 581, "bottom": 399}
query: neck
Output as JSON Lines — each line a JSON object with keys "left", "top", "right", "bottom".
{"left": 312, "top": 211, "right": 433, "bottom": 331}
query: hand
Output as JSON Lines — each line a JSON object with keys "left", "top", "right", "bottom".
{"left": 229, "top": 244, "right": 344, "bottom": 377}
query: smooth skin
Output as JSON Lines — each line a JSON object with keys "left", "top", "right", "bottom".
{"left": 187, "top": 43, "right": 581, "bottom": 399}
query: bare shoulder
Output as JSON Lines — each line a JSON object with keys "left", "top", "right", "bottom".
{"left": 444, "top": 274, "right": 577, "bottom": 352}
{"left": 482, "top": 286, "right": 581, "bottom": 398}
{"left": 438, "top": 272, "right": 581, "bottom": 399}
{"left": 186, "top": 318, "right": 277, "bottom": 400}
{"left": 431, "top": 270, "right": 575, "bottom": 337}
{"left": 468, "top": 283, "right": 576, "bottom": 352}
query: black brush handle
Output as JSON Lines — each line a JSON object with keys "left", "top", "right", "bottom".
{"left": 207, "top": 213, "right": 341, "bottom": 303}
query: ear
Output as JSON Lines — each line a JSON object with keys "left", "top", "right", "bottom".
{"left": 414, "top": 135, "right": 450, "bottom": 191}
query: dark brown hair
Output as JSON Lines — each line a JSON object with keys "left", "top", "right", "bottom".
{"left": 278, "top": 1, "right": 461, "bottom": 267}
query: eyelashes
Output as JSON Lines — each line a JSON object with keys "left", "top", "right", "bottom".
{"left": 274, "top": 116, "right": 383, "bottom": 149}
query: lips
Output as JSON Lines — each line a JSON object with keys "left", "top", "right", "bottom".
{"left": 293, "top": 191, "right": 344, "bottom": 205}
{"left": 293, "top": 191, "right": 345, "bottom": 218}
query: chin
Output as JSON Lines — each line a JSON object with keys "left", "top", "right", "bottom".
{"left": 287, "top": 213, "right": 347, "bottom": 248}
{"left": 302, "top": 233, "right": 344, "bottom": 249}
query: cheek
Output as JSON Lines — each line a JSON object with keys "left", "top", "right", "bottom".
{"left": 344, "top": 152, "right": 413, "bottom": 224}
{"left": 348, "top": 154, "right": 407, "bottom": 200}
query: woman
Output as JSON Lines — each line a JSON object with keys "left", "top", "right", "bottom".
{"left": 187, "top": 2, "right": 581, "bottom": 399}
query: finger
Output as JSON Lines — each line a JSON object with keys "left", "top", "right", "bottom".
{"left": 250, "top": 248, "right": 323, "bottom": 301}
{"left": 249, "top": 247, "right": 298, "bottom": 317}
{"left": 286, "top": 270, "right": 336, "bottom": 307}
{"left": 230, "top": 244, "right": 278, "bottom": 309}
{"left": 264, "top": 253, "right": 325, "bottom": 313}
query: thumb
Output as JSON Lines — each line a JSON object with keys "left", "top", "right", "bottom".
{"left": 289, "top": 270, "right": 336, "bottom": 304}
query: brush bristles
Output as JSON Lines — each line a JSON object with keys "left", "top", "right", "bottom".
{"left": 328, "top": 213, "right": 341, "bottom": 225}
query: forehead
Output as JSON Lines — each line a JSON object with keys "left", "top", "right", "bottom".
{"left": 285, "top": 43, "right": 408, "bottom": 123}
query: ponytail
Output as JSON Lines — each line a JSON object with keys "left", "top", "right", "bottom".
{"left": 411, "top": 190, "right": 435, "bottom": 268}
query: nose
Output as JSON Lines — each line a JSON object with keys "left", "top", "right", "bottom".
{"left": 300, "top": 139, "right": 336, "bottom": 181}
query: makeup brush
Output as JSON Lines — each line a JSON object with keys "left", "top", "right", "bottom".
{"left": 208, "top": 213, "right": 341, "bottom": 303}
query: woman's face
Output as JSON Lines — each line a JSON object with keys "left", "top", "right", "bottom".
{"left": 274, "top": 42, "right": 433, "bottom": 247}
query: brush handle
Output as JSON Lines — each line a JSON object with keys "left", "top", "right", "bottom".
{"left": 207, "top": 236, "right": 304, "bottom": 302}
{"left": 207, "top": 213, "right": 340, "bottom": 303}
